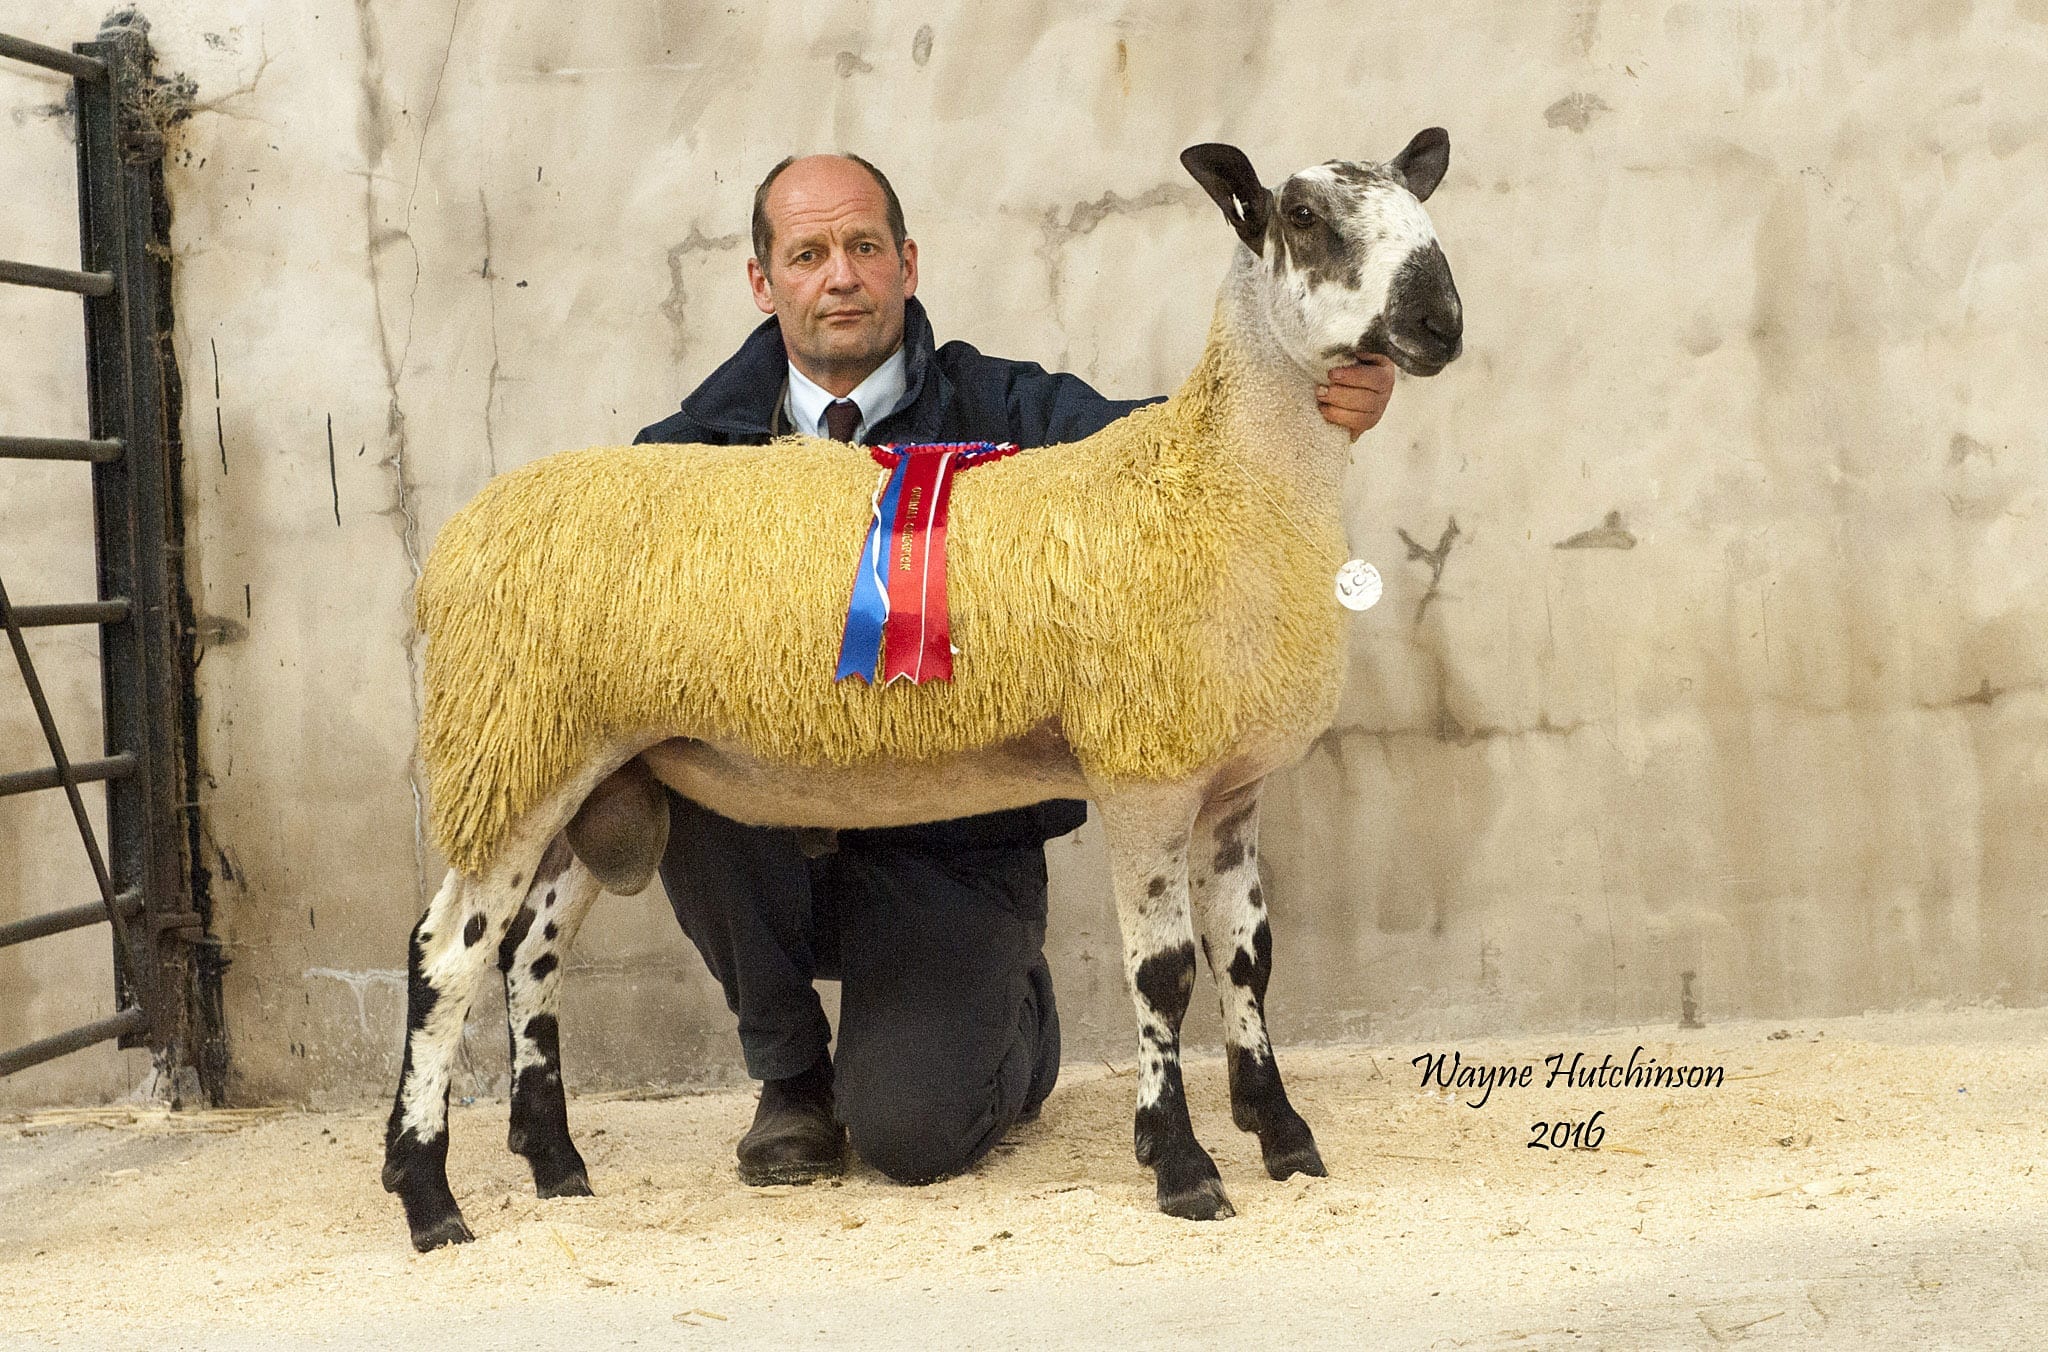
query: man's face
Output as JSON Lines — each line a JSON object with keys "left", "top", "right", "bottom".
{"left": 748, "top": 156, "right": 919, "bottom": 395}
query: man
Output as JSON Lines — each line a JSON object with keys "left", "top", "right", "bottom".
{"left": 635, "top": 153, "right": 1395, "bottom": 1188}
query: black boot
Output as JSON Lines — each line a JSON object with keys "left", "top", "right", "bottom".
{"left": 737, "top": 1055, "right": 844, "bottom": 1185}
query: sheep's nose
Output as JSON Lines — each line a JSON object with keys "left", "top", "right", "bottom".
{"left": 1415, "top": 291, "right": 1462, "bottom": 361}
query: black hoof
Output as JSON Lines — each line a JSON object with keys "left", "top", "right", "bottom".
{"left": 385, "top": 1128, "right": 472, "bottom": 1251}
{"left": 520, "top": 1136, "right": 594, "bottom": 1199}
{"left": 1154, "top": 1149, "right": 1235, "bottom": 1221}
{"left": 1258, "top": 1111, "right": 1328, "bottom": 1182}
{"left": 1158, "top": 1173, "right": 1236, "bottom": 1221}
{"left": 534, "top": 1167, "right": 594, "bottom": 1200}
{"left": 409, "top": 1210, "right": 476, "bottom": 1253}
{"left": 1262, "top": 1136, "right": 1328, "bottom": 1182}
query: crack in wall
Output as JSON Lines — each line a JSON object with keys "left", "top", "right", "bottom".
{"left": 1034, "top": 182, "right": 1196, "bottom": 337}
{"left": 381, "top": 432, "right": 428, "bottom": 901}
{"left": 1314, "top": 679, "right": 2048, "bottom": 760}
{"left": 1048, "top": 183, "right": 1197, "bottom": 241}
{"left": 187, "top": 37, "right": 274, "bottom": 120}
{"left": 659, "top": 224, "right": 747, "bottom": 365}
{"left": 478, "top": 188, "right": 500, "bottom": 476}
{"left": 395, "top": 0, "right": 465, "bottom": 385}
{"left": 1316, "top": 714, "right": 1590, "bottom": 753}
{"left": 354, "top": 0, "right": 434, "bottom": 907}
{"left": 1914, "top": 676, "right": 2047, "bottom": 713}
{"left": 1397, "top": 516, "right": 1460, "bottom": 624}
{"left": 210, "top": 336, "right": 225, "bottom": 474}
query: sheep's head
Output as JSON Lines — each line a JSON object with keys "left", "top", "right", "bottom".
{"left": 1182, "top": 132, "right": 1462, "bottom": 380}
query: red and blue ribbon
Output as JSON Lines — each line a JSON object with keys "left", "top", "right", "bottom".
{"left": 836, "top": 441, "right": 1017, "bottom": 684}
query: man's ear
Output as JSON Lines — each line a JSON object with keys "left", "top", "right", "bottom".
{"left": 900, "top": 237, "right": 919, "bottom": 299}
{"left": 1180, "top": 143, "right": 1271, "bottom": 253}
{"left": 747, "top": 256, "right": 775, "bottom": 316}
{"left": 1389, "top": 127, "right": 1450, "bottom": 202}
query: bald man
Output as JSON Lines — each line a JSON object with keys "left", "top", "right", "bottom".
{"left": 635, "top": 153, "right": 1395, "bottom": 1189}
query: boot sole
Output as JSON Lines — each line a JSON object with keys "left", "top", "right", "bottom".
{"left": 737, "top": 1156, "right": 845, "bottom": 1187}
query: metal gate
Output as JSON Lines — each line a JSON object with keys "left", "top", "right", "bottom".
{"left": 0, "top": 20, "right": 222, "bottom": 1099}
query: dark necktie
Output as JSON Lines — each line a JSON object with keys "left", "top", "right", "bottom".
{"left": 823, "top": 398, "right": 861, "bottom": 443}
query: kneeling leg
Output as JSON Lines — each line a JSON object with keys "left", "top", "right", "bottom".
{"left": 832, "top": 841, "right": 1054, "bottom": 1184}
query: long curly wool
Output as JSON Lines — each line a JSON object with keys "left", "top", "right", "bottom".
{"left": 418, "top": 324, "right": 1347, "bottom": 876}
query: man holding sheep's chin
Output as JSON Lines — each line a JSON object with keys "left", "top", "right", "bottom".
{"left": 632, "top": 152, "right": 1396, "bottom": 1189}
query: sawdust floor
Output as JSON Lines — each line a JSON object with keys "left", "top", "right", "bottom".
{"left": 4, "top": 1008, "right": 2048, "bottom": 1351}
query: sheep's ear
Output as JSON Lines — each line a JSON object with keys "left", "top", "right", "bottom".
{"left": 1181, "top": 143, "right": 1270, "bottom": 252}
{"left": 1389, "top": 127, "right": 1450, "bottom": 201}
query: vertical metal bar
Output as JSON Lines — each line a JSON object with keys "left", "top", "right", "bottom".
{"left": 73, "top": 21, "right": 215, "bottom": 1089}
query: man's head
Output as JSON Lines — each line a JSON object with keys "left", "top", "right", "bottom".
{"left": 747, "top": 154, "right": 918, "bottom": 396}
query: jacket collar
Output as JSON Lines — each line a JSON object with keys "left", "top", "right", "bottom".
{"left": 678, "top": 296, "right": 949, "bottom": 441}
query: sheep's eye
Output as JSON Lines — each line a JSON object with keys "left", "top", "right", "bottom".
{"left": 1287, "top": 205, "right": 1316, "bottom": 228}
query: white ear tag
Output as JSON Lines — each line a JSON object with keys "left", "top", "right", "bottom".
{"left": 1335, "top": 559, "right": 1382, "bottom": 611}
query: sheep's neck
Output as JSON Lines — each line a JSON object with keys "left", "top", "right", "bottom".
{"left": 1166, "top": 261, "right": 1352, "bottom": 521}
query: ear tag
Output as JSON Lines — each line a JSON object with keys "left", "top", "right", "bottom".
{"left": 1335, "top": 559, "right": 1382, "bottom": 611}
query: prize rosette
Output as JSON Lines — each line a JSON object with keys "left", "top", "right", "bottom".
{"left": 834, "top": 440, "right": 1018, "bottom": 684}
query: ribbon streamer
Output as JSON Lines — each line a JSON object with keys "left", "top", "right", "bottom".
{"left": 835, "top": 441, "right": 1017, "bottom": 684}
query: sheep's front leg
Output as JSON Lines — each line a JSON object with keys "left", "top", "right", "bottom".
{"left": 1191, "top": 784, "right": 1325, "bottom": 1181}
{"left": 498, "top": 839, "right": 602, "bottom": 1198}
{"left": 1097, "top": 786, "right": 1232, "bottom": 1221}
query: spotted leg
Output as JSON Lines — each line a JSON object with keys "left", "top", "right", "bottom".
{"left": 382, "top": 831, "right": 563, "bottom": 1252}
{"left": 1190, "top": 783, "right": 1325, "bottom": 1181}
{"left": 1096, "top": 784, "right": 1233, "bottom": 1220}
{"left": 498, "top": 838, "right": 602, "bottom": 1198}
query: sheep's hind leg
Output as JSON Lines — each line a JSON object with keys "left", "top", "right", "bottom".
{"left": 498, "top": 838, "right": 602, "bottom": 1198}
{"left": 382, "top": 869, "right": 494, "bottom": 1250}
{"left": 1097, "top": 784, "right": 1233, "bottom": 1221}
{"left": 1190, "top": 785, "right": 1325, "bottom": 1181}
{"left": 382, "top": 831, "right": 556, "bottom": 1251}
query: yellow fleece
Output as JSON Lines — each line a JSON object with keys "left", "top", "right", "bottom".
{"left": 417, "top": 330, "right": 1346, "bottom": 876}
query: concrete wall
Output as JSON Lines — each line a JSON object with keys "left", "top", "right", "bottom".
{"left": 4, "top": 0, "right": 2046, "bottom": 1108}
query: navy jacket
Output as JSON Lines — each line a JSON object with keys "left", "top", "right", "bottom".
{"left": 636, "top": 297, "right": 1158, "bottom": 851}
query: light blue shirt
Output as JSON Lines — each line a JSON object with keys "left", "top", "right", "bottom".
{"left": 782, "top": 345, "right": 910, "bottom": 443}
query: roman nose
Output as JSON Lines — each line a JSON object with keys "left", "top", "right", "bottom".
{"left": 1418, "top": 290, "right": 1462, "bottom": 359}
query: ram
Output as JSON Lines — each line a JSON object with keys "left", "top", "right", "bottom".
{"left": 382, "top": 133, "right": 1463, "bottom": 1252}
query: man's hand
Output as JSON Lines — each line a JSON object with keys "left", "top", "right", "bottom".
{"left": 1316, "top": 355, "right": 1397, "bottom": 440}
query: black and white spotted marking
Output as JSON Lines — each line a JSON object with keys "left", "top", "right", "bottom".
{"left": 382, "top": 833, "right": 596, "bottom": 1251}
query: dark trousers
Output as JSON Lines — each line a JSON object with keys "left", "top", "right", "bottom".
{"left": 660, "top": 792, "right": 1061, "bottom": 1183}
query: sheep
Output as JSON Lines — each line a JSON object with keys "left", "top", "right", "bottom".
{"left": 381, "top": 132, "right": 1463, "bottom": 1252}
